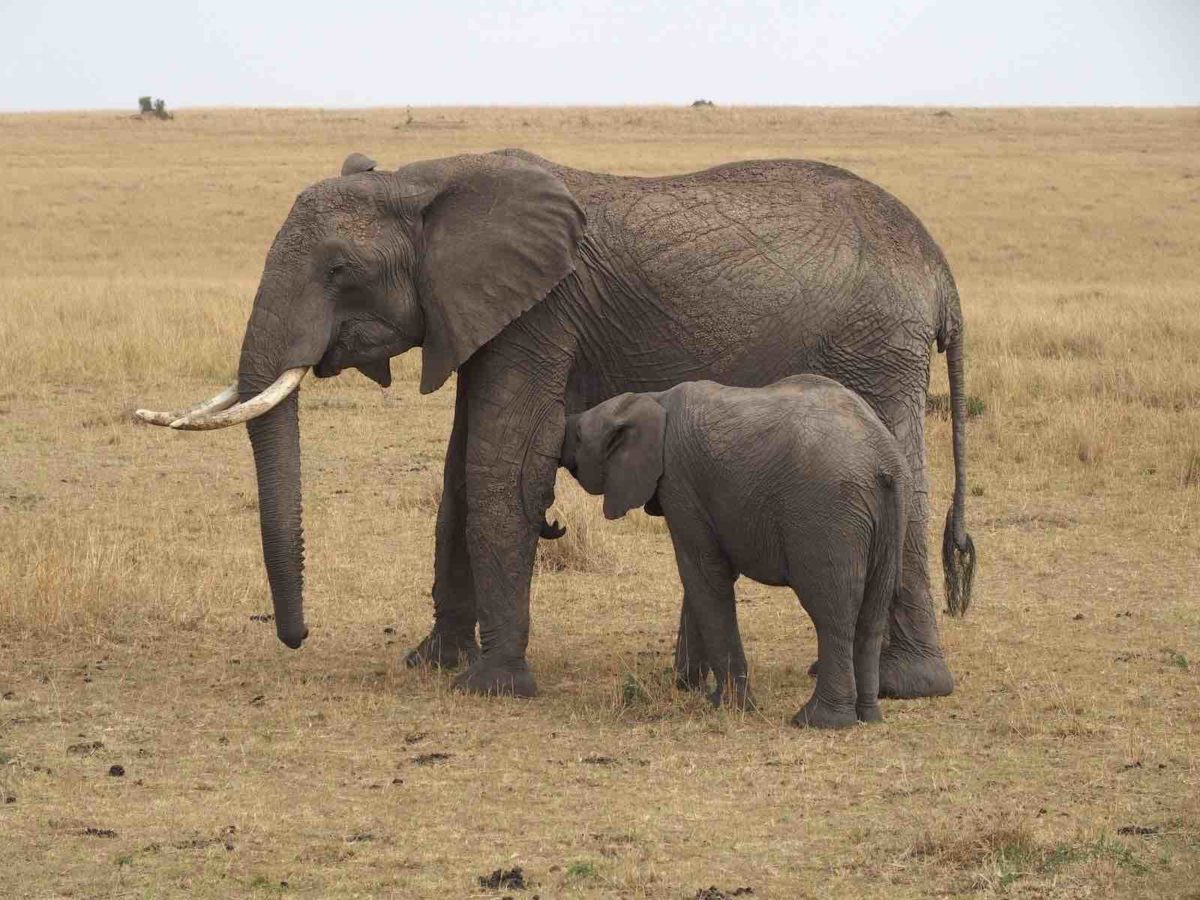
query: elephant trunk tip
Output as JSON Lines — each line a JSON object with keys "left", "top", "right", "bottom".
{"left": 540, "top": 517, "right": 567, "bottom": 540}
{"left": 276, "top": 623, "right": 309, "bottom": 650}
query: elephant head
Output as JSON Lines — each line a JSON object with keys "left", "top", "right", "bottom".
{"left": 137, "top": 152, "right": 586, "bottom": 649}
{"left": 562, "top": 393, "right": 666, "bottom": 520}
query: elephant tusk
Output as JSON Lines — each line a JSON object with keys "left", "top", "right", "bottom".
{"left": 135, "top": 383, "right": 239, "bottom": 427}
{"left": 169, "top": 367, "right": 309, "bottom": 430}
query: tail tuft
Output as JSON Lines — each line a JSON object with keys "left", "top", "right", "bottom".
{"left": 942, "top": 509, "right": 976, "bottom": 616}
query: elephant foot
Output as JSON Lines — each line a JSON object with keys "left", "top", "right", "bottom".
{"left": 708, "top": 675, "right": 755, "bottom": 712}
{"left": 855, "top": 701, "right": 884, "bottom": 724}
{"left": 674, "top": 660, "right": 711, "bottom": 692}
{"left": 877, "top": 650, "right": 954, "bottom": 699}
{"left": 403, "top": 626, "right": 480, "bottom": 670}
{"left": 453, "top": 657, "right": 538, "bottom": 698}
{"left": 791, "top": 696, "right": 858, "bottom": 730}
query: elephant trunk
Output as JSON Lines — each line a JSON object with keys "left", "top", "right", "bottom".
{"left": 245, "top": 386, "right": 308, "bottom": 649}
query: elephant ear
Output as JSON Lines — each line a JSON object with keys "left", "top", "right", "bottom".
{"left": 415, "top": 155, "right": 586, "bottom": 394}
{"left": 599, "top": 394, "right": 666, "bottom": 520}
{"left": 341, "top": 152, "right": 377, "bottom": 176}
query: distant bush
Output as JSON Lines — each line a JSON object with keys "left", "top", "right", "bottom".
{"left": 691, "top": 98, "right": 715, "bottom": 108}
{"left": 137, "top": 96, "right": 173, "bottom": 120}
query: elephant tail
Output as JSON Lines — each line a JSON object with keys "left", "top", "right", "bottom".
{"left": 937, "top": 277, "right": 976, "bottom": 617}
{"left": 867, "top": 468, "right": 907, "bottom": 626}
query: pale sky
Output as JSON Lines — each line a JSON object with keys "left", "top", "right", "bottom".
{"left": 2, "top": 0, "right": 1196, "bottom": 111}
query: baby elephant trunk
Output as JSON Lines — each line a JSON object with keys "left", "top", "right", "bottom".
{"left": 540, "top": 517, "right": 567, "bottom": 540}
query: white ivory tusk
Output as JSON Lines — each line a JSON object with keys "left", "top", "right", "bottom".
{"left": 135, "top": 383, "right": 238, "bottom": 427}
{"left": 169, "top": 367, "right": 309, "bottom": 430}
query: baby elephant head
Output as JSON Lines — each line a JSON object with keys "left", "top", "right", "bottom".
{"left": 562, "top": 393, "right": 666, "bottom": 520}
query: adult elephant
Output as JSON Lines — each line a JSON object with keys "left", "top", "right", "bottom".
{"left": 138, "top": 149, "right": 975, "bottom": 700}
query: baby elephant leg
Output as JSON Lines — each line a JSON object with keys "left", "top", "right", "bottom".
{"left": 674, "top": 600, "right": 712, "bottom": 692}
{"left": 852, "top": 567, "right": 891, "bottom": 724}
{"left": 672, "top": 544, "right": 752, "bottom": 711}
{"left": 853, "top": 619, "right": 886, "bottom": 724}
{"left": 792, "top": 566, "right": 865, "bottom": 729}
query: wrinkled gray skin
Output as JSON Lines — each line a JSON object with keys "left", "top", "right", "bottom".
{"left": 234, "top": 149, "right": 972, "bottom": 700}
{"left": 561, "top": 377, "right": 912, "bottom": 728}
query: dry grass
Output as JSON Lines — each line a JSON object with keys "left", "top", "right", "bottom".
{"left": 1, "top": 106, "right": 1198, "bottom": 898}
{"left": 537, "top": 478, "right": 624, "bottom": 575}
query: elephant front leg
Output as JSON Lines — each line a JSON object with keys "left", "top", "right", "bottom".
{"left": 452, "top": 453, "right": 557, "bottom": 698}
{"left": 405, "top": 383, "right": 481, "bottom": 669}
{"left": 671, "top": 541, "right": 751, "bottom": 711}
{"left": 451, "top": 347, "right": 568, "bottom": 698}
{"left": 877, "top": 404, "right": 955, "bottom": 699}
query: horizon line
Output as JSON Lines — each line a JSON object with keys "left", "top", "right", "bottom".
{"left": 2, "top": 101, "right": 1198, "bottom": 115}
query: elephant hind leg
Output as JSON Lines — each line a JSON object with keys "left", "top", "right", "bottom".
{"left": 875, "top": 399, "right": 954, "bottom": 699}
{"left": 791, "top": 557, "right": 865, "bottom": 730}
{"left": 852, "top": 574, "right": 890, "bottom": 725}
{"left": 878, "top": 482, "right": 954, "bottom": 698}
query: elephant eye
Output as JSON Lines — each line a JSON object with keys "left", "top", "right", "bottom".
{"left": 326, "top": 260, "right": 352, "bottom": 287}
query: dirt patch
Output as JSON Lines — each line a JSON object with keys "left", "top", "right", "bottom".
{"left": 1117, "top": 825, "right": 1159, "bottom": 836}
{"left": 411, "top": 752, "right": 451, "bottom": 765}
{"left": 983, "top": 510, "right": 1077, "bottom": 531}
{"left": 580, "top": 754, "right": 617, "bottom": 765}
{"left": 478, "top": 866, "right": 526, "bottom": 890}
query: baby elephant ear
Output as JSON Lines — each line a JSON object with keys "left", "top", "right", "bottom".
{"left": 601, "top": 394, "right": 666, "bottom": 520}
{"left": 341, "top": 152, "right": 377, "bottom": 176}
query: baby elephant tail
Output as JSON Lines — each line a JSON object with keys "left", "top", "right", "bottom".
{"left": 866, "top": 469, "right": 908, "bottom": 624}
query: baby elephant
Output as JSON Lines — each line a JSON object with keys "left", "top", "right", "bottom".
{"left": 561, "top": 375, "right": 911, "bottom": 729}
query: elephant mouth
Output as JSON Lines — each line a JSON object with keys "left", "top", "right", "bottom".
{"left": 315, "top": 346, "right": 397, "bottom": 388}
{"left": 313, "top": 357, "right": 342, "bottom": 379}
{"left": 314, "top": 316, "right": 415, "bottom": 386}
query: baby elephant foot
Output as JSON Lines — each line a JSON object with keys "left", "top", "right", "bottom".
{"left": 791, "top": 695, "right": 858, "bottom": 729}
{"left": 404, "top": 626, "right": 480, "bottom": 670}
{"left": 452, "top": 657, "right": 538, "bottom": 698}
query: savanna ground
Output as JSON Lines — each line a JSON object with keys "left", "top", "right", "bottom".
{"left": 0, "top": 106, "right": 1198, "bottom": 898}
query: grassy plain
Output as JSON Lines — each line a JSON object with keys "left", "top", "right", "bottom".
{"left": 0, "top": 106, "right": 1198, "bottom": 898}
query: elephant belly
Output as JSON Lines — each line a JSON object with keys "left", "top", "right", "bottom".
{"left": 725, "top": 537, "right": 791, "bottom": 589}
